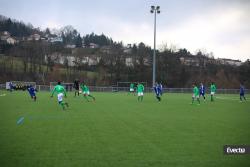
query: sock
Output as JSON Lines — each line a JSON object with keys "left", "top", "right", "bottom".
{"left": 197, "top": 98, "right": 200, "bottom": 104}
{"left": 59, "top": 101, "right": 65, "bottom": 109}
{"left": 138, "top": 96, "right": 140, "bottom": 101}
{"left": 192, "top": 97, "right": 194, "bottom": 104}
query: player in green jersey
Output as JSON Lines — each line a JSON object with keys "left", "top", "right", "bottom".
{"left": 80, "top": 82, "right": 95, "bottom": 102}
{"left": 128, "top": 83, "right": 135, "bottom": 95}
{"left": 192, "top": 83, "right": 200, "bottom": 105}
{"left": 51, "top": 81, "right": 69, "bottom": 110}
{"left": 137, "top": 83, "right": 144, "bottom": 102}
{"left": 210, "top": 82, "right": 216, "bottom": 102}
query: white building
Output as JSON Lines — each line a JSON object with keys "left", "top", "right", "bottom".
{"left": 65, "top": 44, "right": 76, "bottom": 49}
{"left": 81, "top": 55, "right": 100, "bottom": 65}
{"left": 27, "top": 33, "right": 41, "bottom": 41}
{"left": 50, "top": 37, "right": 63, "bottom": 43}
{"left": 6, "top": 37, "right": 17, "bottom": 44}
{"left": 0, "top": 31, "right": 11, "bottom": 40}
{"left": 217, "top": 58, "right": 242, "bottom": 66}
{"left": 0, "top": 31, "right": 18, "bottom": 44}
{"left": 89, "top": 43, "right": 99, "bottom": 48}
{"left": 125, "top": 57, "right": 133, "bottom": 67}
{"left": 180, "top": 57, "right": 200, "bottom": 66}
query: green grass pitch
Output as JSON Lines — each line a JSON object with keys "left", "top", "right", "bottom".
{"left": 0, "top": 91, "right": 249, "bottom": 167}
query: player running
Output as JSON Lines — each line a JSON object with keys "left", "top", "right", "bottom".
{"left": 240, "top": 84, "right": 246, "bottom": 102}
{"left": 137, "top": 83, "right": 144, "bottom": 102}
{"left": 153, "top": 83, "right": 161, "bottom": 102}
{"left": 51, "top": 81, "right": 69, "bottom": 110}
{"left": 199, "top": 83, "right": 206, "bottom": 101}
{"left": 192, "top": 83, "right": 200, "bottom": 105}
{"left": 27, "top": 85, "right": 37, "bottom": 101}
{"left": 80, "top": 83, "right": 95, "bottom": 102}
{"left": 73, "top": 79, "right": 80, "bottom": 97}
{"left": 210, "top": 82, "right": 216, "bottom": 102}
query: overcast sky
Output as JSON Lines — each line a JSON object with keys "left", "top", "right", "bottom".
{"left": 0, "top": 0, "right": 249, "bottom": 61}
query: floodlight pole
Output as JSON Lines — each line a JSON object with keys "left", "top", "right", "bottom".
{"left": 150, "top": 6, "right": 160, "bottom": 87}
{"left": 153, "top": 10, "right": 156, "bottom": 87}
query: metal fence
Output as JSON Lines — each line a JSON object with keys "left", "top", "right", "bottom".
{"left": 0, "top": 83, "right": 248, "bottom": 94}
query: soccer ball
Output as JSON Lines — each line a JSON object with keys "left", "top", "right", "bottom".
{"left": 79, "top": 90, "right": 82, "bottom": 94}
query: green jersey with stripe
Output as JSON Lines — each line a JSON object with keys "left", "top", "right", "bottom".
{"left": 51, "top": 85, "right": 66, "bottom": 96}
{"left": 210, "top": 84, "right": 216, "bottom": 92}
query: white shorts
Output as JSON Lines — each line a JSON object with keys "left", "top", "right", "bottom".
{"left": 83, "top": 91, "right": 90, "bottom": 95}
{"left": 57, "top": 93, "right": 64, "bottom": 102}
{"left": 211, "top": 92, "right": 215, "bottom": 95}
{"left": 130, "top": 88, "right": 134, "bottom": 92}
{"left": 138, "top": 92, "right": 143, "bottom": 96}
{"left": 192, "top": 94, "right": 199, "bottom": 98}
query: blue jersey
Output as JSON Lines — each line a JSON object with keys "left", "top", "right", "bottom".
{"left": 240, "top": 86, "right": 245, "bottom": 95}
{"left": 154, "top": 86, "right": 158, "bottom": 95}
{"left": 199, "top": 85, "right": 205, "bottom": 95}
{"left": 9, "top": 82, "right": 13, "bottom": 88}
{"left": 28, "top": 87, "right": 36, "bottom": 96}
{"left": 154, "top": 85, "right": 161, "bottom": 96}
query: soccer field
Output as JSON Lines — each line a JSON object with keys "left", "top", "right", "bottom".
{"left": 0, "top": 91, "right": 249, "bottom": 167}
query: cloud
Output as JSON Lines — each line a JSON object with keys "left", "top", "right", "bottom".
{"left": 0, "top": 0, "right": 249, "bottom": 61}
{"left": 157, "top": 5, "right": 250, "bottom": 61}
{"left": 88, "top": 1, "right": 250, "bottom": 61}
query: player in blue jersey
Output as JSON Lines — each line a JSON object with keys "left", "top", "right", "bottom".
{"left": 240, "top": 84, "right": 246, "bottom": 102}
{"left": 27, "top": 85, "right": 37, "bottom": 101}
{"left": 9, "top": 82, "right": 13, "bottom": 92}
{"left": 199, "top": 83, "right": 206, "bottom": 101}
{"left": 153, "top": 83, "right": 161, "bottom": 102}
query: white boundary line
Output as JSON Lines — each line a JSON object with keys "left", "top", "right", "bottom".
{"left": 216, "top": 96, "right": 245, "bottom": 101}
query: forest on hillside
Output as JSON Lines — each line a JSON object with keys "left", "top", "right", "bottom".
{"left": 0, "top": 15, "right": 250, "bottom": 88}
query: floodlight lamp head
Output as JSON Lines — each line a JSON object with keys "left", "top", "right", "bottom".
{"left": 157, "top": 10, "right": 160, "bottom": 14}
{"left": 156, "top": 6, "right": 160, "bottom": 10}
{"left": 150, "top": 10, "right": 154, "bottom": 13}
{"left": 151, "top": 6, "right": 155, "bottom": 10}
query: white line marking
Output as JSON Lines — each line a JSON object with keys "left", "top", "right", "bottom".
{"left": 216, "top": 96, "right": 245, "bottom": 101}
